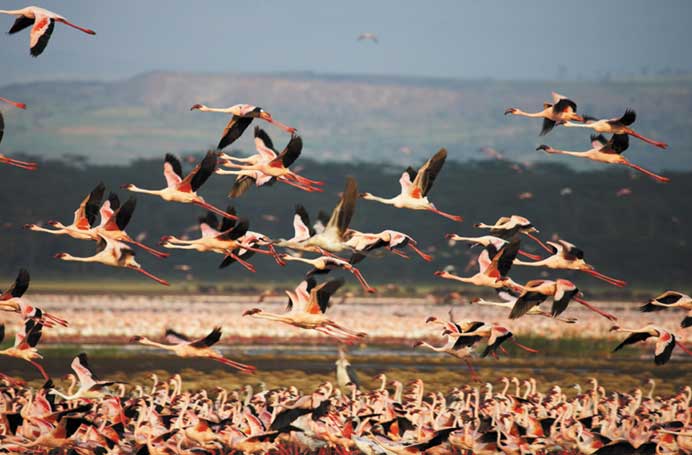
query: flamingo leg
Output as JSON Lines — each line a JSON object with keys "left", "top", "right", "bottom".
{"left": 264, "top": 117, "right": 296, "bottom": 134}
{"left": 267, "top": 244, "right": 287, "bottom": 266}
{"left": 387, "top": 247, "right": 410, "bottom": 259}
{"left": 510, "top": 338, "right": 539, "bottom": 353}
{"left": 675, "top": 341, "right": 692, "bottom": 357}
{"left": 28, "top": 360, "right": 50, "bottom": 380}
{"left": 286, "top": 172, "right": 325, "bottom": 187}
{"left": 315, "top": 326, "right": 356, "bottom": 344}
{"left": 128, "top": 266, "right": 170, "bottom": 286}
{"left": 226, "top": 252, "right": 256, "bottom": 272}
{"left": 622, "top": 161, "right": 670, "bottom": 183}
{"left": 327, "top": 321, "right": 367, "bottom": 338}
{"left": 574, "top": 297, "right": 617, "bottom": 321}
{"left": 193, "top": 201, "right": 238, "bottom": 220}
{"left": 406, "top": 243, "right": 432, "bottom": 262}
{"left": 584, "top": 269, "right": 627, "bottom": 287}
{"left": 499, "top": 345, "right": 508, "bottom": 355}
{"left": 0, "top": 156, "right": 38, "bottom": 170}
{"left": 348, "top": 266, "right": 376, "bottom": 294}
{"left": 628, "top": 130, "right": 668, "bottom": 149}
{"left": 55, "top": 18, "right": 96, "bottom": 35}
{"left": 212, "top": 357, "right": 256, "bottom": 374}
{"left": 428, "top": 207, "right": 463, "bottom": 222}
{"left": 524, "top": 232, "right": 554, "bottom": 254}
{"left": 126, "top": 240, "right": 170, "bottom": 259}
{"left": 518, "top": 250, "right": 542, "bottom": 261}
{"left": 44, "top": 312, "right": 69, "bottom": 327}
{"left": 278, "top": 177, "right": 323, "bottom": 193}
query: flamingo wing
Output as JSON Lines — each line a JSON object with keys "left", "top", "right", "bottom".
{"left": 272, "top": 134, "right": 302, "bottom": 168}
{"left": 654, "top": 332, "right": 675, "bottom": 365}
{"left": 98, "top": 192, "right": 119, "bottom": 228}
{"left": 23, "top": 319, "right": 43, "bottom": 348}
{"left": 604, "top": 134, "right": 629, "bottom": 155}
{"left": 199, "top": 212, "right": 221, "bottom": 238}
{"left": 481, "top": 330, "right": 512, "bottom": 358}
{"left": 313, "top": 278, "right": 344, "bottom": 313}
{"left": 326, "top": 177, "right": 357, "bottom": 236}
{"left": 218, "top": 217, "right": 248, "bottom": 241}
{"left": 590, "top": 134, "right": 608, "bottom": 150}
{"left": 8, "top": 15, "right": 34, "bottom": 34}
{"left": 551, "top": 289, "right": 578, "bottom": 317}
{"left": 29, "top": 16, "right": 54, "bottom": 57}
{"left": 165, "top": 329, "right": 191, "bottom": 345}
{"left": 540, "top": 118, "right": 557, "bottom": 136}
{"left": 218, "top": 115, "right": 253, "bottom": 150}
{"left": 73, "top": 182, "right": 106, "bottom": 229}
{"left": 114, "top": 197, "right": 136, "bottom": 231}
{"left": 72, "top": 353, "right": 98, "bottom": 386}
{"left": 184, "top": 151, "right": 217, "bottom": 192}
{"left": 163, "top": 154, "right": 183, "bottom": 188}
{"left": 552, "top": 98, "right": 577, "bottom": 114}
{"left": 1, "top": 268, "right": 30, "bottom": 300}
{"left": 640, "top": 291, "right": 680, "bottom": 312}
{"left": 612, "top": 109, "right": 636, "bottom": 126}
{"left": 229, "top": 175, "right": 257, "bottom": 198}
{"left": 293, "top": 205, "right": 314, "bottom": 240}
{"left": 0, "top": 111, "right": 4, "bottom": 144}
{"left": 190, "top": 327, "right": 222, "bottom": 348}
{"left": 510, "top": 291, "right": 547, "bottom": 319}
{"left": 491, "top": 237, "right": 520, "bottom": 277}
{"left": 398, "top": 168, "right": 415, "bottom": 196}
{"left": 412, "top": 148, "right": 446, "bottom": 197}
{"left": 613, "top": 331, "right": 652, "bottom": 351}
{"left": 254, "top": 126, "right": 277, "bottom": 159}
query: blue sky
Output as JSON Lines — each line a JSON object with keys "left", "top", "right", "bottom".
{"left": 1, "top": 0, "right": 691, "bottom": 82}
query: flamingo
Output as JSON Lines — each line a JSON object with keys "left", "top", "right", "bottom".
{"left": 415, "top": 321, "right": 480, "bottom": 381}
{"left": 49, "top": 353, "right": 123, "bottom": 400}
{"left": 512, "top": 238, "right": 627, "bottom": 287}
{"left": 0, "top": 6, "right": 95, "bottom": 57}
{"left": 509, "top": 279, "right": 617, "bottom": 321}
{"left": 217, "top": 130, "right": 324, "bottom": 194}
{"left": 345, "top": 229, "right": 432, "bottom": 261}
{"left": 640, "top": 291, "right": 692, "bottom": 328}
{"left": 190, "top": 103, "right": 296, "bottom": 149}
{"left": 0, "top": 320, "right": 49, "bottom": 380}
{"left": 0, "top": 96, "right": 36, "bottom": 170}
{"left": 275, "top": 177, "right": 359, "bottom": 254}
{"left": 357, "top": 32, "right": 379, "bottom": 43}
{"left": 282, "top": 252, "right": 376, "bottom": 294}
{"left": 434, "top": 237, "right": 522, "bottom": 290}
{"left": 122, "top": 151, "right": 237, "bottom": 220}
{"left": 537, "top": 134, "right": 670, "bottom": 183}
{"left": 445, "top": 233, "right": 542, "bottom": 261}
{"left": 94, "top": 194, "right": 170, "bottom": 259}
{"left": 469, "top": 291, "right": 578, "bottom": 324}
{"left": 131, "top": 327, "right": 256, "bottom": 374}
{"left": 25, "top": 182, "right": 104, "bottom": 240}
{"left": 442, "top": 322, "right": 539, "bottom": 359}
{"left": 0, "top": 268, "right": 68, "bottom": 327}
{"left": 504, "top": 92, "right": 584, "bottom": 135}
{"left": 243, "top": 278, "right": 367, "bottom": 344}
{"left": 54, "top": 234, "right": 169, "bottom": 286}
{"left": 610, "top": 325, "right": 692, "bottom": 365}
{"left": 563, "top": 109, "right": 668, "bottom": 149}
{"left": 335, "top": 347, "right": 360, "bottom": 390}
{"left": 360, "top": 148, "right": 463, "bottom": 221}
{"left": 475, "top": 215, "right": 553, "bottom": 253}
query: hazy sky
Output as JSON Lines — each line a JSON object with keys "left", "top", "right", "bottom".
{"left": 1, "top": 0, "right": 691, "bottom": 83}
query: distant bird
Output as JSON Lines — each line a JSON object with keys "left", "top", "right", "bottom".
{"left": 616, "top": 187, "right": 632, "bottom": 197}
{"left": 244, "top": 278, "right": 366, "bottom": 343}
{"left": 361, "top": 148, "right": 463, "bottom": 221}
{"left": 357, "top": 32, "right": 378, "bottom": 43}
{"left": 282, "top": 253, "right": 376, "bottom": 294}
{"left": 0, "top": 268, "right": 68, "bottom": 327}
{"left": 335, "top": 347, "right": 359, "bottom": 390}
{"left": 217, "top": 131, "right": 323, "bottom": 193}
{"left": 191, "top": 103, "right": 296, "bottom": 149}
{"left": 610, "top": 325, "right": 692, "bottom": 365}
{"left": 475, "top": 215, "right": 552, "bottom": 254}
{"left": 25, "top": 182, "right": 105, "bottom": 240}
{"left": 345, "top": 229, "right": 432, "bottom": 261}
{"left": 131, "top": 327, "right": 256, "bottom": 374}
{"left": 504, "top": 92, "right": 584, "bottom": 135}
{"left": 470, "top": 290, "right": 578, "bottom": 324}
{"left": 563, "top": 109, "right": 668, "bottom": 149}
{"left": 50, "top": 353, "right": 122, "bottom": 400}
{"left": 0, "top": 320, "right": 49, "bottom": 379}
{"left": 122, "top": 151, "right": 237, "bottom": 220}
{"left": 512, "top": 239, "right": 627, "bottom": 287}
{"left": 55, "top": 234, "right": 170, "bottom": 286}
{"left": 640, "top": 291, "right": 692, "bottom": 328}
{"left": 446, "top": 233, "right": 542, "bottom": 260}
{"left": 442, "top": 322, "right": 539, "bottom": 359}
{"left": 509, "top": 279, "right": 617, "bottom": 321}
{"left": 416, "top": 317, "right": 481, "bottom": 380}
{"left": 0, "top": 6, "right": 95, "bottom": 57}
{"left": 0, "top": 96, "right": 35, "bottom": 170}
{"left": 538, "top": 134, "right": 670, "bottom": 183}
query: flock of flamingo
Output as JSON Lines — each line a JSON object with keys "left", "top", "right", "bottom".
{"left": 0, "top": 5, "right": 690, "bottom": 454}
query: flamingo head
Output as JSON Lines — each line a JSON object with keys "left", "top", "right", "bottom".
{"left": 129, "top": 336, "right": 143, "bottom": 343}
{"left": 120, "top": 184, "right": 134, "bottom": 190}
{"left": 609, "top": 325, "right": 621, "bottom": 332}
{"left": 413, "top": 340, "right": 424, "bottom": 348}
{"left": 53, "top": 253, "right": 68, "bottom": 259}
{"left": 189, "top": 104, "right": 204, "bottom": 111}
{"left": 243, "top": 308, "right": 262, "bottom": 316}
{"left": 425, "top": 316, "right": 437, "bottom": 324}
{"left": 536, "top": 145, "right": 551, "bottom": 152}
{"left": 504, "top": 107, "right": 518, "bottom": 115}
{"left": 359, "top": 192, "right": 374, "bottom": 200}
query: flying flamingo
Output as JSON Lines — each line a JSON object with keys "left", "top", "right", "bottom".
{"left": 25, "top": 182, "right": 105, "bottom": 240}
{"left": 49, "top": 353, "right": 123, "bottom": 400}
{"left": 509, "top": 279, "right": 617, "bottom": 321}
{"left": 512, "top": 238, "right": 627, "bottom": 287}
{"left": 415, "top": 317, "right": 482, "bottom": 380}
{"left": 357, "top": 32, "right": 379, "bottom": 43}
{"left": 610, "top": 325, "right": 692, "bottom": 365}
{"left": 243, "top": 278, "right": 367, "bottom": 344}
{"left": 0, "top": 269, "right": 68, "bottom": 327}
{"left": 469, "top": 290, "right": 578, "bottom": 324}
{"left": 0, "top": 320, "right": 49, "bottom": 379}
{"left": 122, "top": 151, "right": 237, "bottom": 220}
{"left": 434, "top": 237, "right": 522, "bottom": 290}
{"left": 640, "top": 291, "right": 692, "bottom": 328}
{"left": 190, "top": 103, "right": 296, "bottom": 149}
{"left": 475, "top": 215, "right": 553, "bottom": 254}
{"left": 442, "top": 322, "right": 539, "bottom": 359}
{"left": 360, "top": 148, "right": 463, "bottom": 221}
{"left": 346, "top": 229, "right": 432, "bottom": 261}
{"left": 0, "top": 96, "right": 36, "bottom": 170}
{"left": 282, "top": 252, "right": 376, "bottom": 294}
{"left": 0, "top": 6, "right": 95, "bottom": 57}
{"left": 445, "top": 233, "right": 542, "bottom": 261}
{"left": 95, "top": 194, "right": 170, "bottom": 259}
{"left": 130, "top": 327, "right": 256, "bottom": 374}
{"left": 563, "top": 109, "right": 668, "bottom": 149}
{"left": 54, "top": 234, "right": 170, "bottom": 286}
{"left": 537, "top": 134, "right": 670, "bottom": 183}
{"left": 217, "top": 130, "right": 323, "bottom": 194}
{"left": 504, "top": 92, "right": 585, "bottom": 135}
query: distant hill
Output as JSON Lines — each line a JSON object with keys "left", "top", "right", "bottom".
{"left": 0, "top": 71, "right": 690, "bottom": 169}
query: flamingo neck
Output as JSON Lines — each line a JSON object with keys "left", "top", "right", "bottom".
{"left": 138, "top": 338, "right": 174, "bottom": 351}
{"left": 198, "top": 106, "right": 233, "bottom": 114}
{"left": 513, "top": 109, "right": 544, "bottom": 118}
{"left": 126, "top": 185, "right": 161, "bottom": 196}
{"left": 363, "top": 194, "right": 397, "bottom": 205}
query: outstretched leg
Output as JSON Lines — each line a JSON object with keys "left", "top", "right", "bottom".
{"left": 406, "top": 243, "right": 432, "bottom": 262}
{"left": 128, "top": 266, "right": 170, "bottom": 286}
{"left": 212, "top": 357, "right": 256, "bottom": 374}
{"left": 574, "top": 297, "right": 617, "bottom": 321}
{"left": 622, "top": 161, "right": 670, "bottom": 183}
{"left": 584, "top": 269, "right": 627, "bottom": 287}
{"left": 193, "top": 200, "right": 238, "bottom": 220}
{"left": 510, "top": 337, "right": 539, "bottom": 353}
{"left": 524, "top": 232, "right": 554, "bottom": 254}
{"left": 628, "top": 130, "right": 668, "bottom": 150}
{"left": 428, "top": 206, "right": 463, "bottom": 222}
{"left": 348, "top": 266, "right": 376, "bottom": 294}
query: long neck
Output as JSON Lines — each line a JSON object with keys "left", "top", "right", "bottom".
{"left": 548, "top": 149, "right": 588, "bottom": 157}
{"left": 30, "top": 226, "right": 67, "bottom": 234}
{"left": 364, "top": 194, "right": 397, "bottom": 205}
{"left": 562, "top": 122, "right": 592, "bottom": 129}
{"left": 283, "top": 256, "right": 315, "bottom": 266}
{"left": 60, "top": 254, "right": 96, "bottom": 263}
{"left": 127, "top": 185, "right": 162, "bottom": 196}
{"left": 138, "top": 338, "right": 175, "bottom": 351}
{"left": 198, "top": 106, "right": 233, "bottom": 113}
{"left": 419, "top": 341, "right": 444, "bottom": 352}
{"left": 0, "top": 10, "right": 24, "bottom": 15}
{"left": 476, "top": 299, "right": 511, "bottom": 308}
{"left": 251, "top": 312, "right": 292, "bottom": 324}
{"left": 512, "top": 109, "right": 544, "bottom": 118}
{"left": 442, "top": 274, "right": 472, "bottom": 284}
